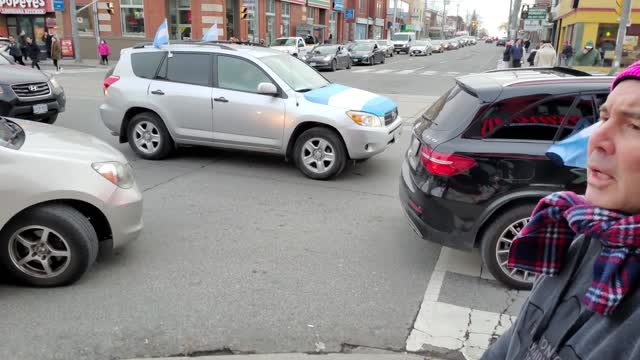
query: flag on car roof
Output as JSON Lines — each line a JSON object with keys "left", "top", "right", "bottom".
{"left": 153, "top": 19, "right": 169, "bottom": 49}
{"left": 203, "top": 23, "right": 219, "bottom": 41}
{"left": 546, "top": 121, "right": 600, "bottom": 169}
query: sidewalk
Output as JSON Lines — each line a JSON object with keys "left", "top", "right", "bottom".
{"left": 37, "top": 58, "right": 116, "bottom": 69}
{"left": 125, "top": 354, "right": 449, "bottom": 360}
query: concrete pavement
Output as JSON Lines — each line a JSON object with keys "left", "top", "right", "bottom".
{"left": 126, "top": 354, "right": 446, "bottom": 360}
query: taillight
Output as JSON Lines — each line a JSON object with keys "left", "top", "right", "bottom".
{"left": 420, "top": 145, "right": 476, "bottom": 176}
{"left": 103, "top": 76, "right": 120, "bottom": 95}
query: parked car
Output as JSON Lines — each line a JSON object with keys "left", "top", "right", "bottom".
{"left": 100, "top": 43, "right": 402, "bottom": 180}
{"left": 303, "top": 45, "right": 351, "bottom": 71}
{"left": 399, "top": 67, "right": 612, "bottom": 290}
{"left": 496, "top": 38, "right": 507, "bottom": 46}
{"left": 448, "top": 40, "right": 460, "bottom": 50}
{"left": 349, "top": 42, "right": 386, "bottom": 65}
{"left": 270, "top": 36, "right": 316, "bottom": 58}
{"left": 485, "top": 37, "right": 495, "bottom": 44}
{"left": 0, "top": 63, "right": 65, "bottom": 124}
{"left": 376, "top": 39, "right": 394, "bottom": 57}
{"left": 430, "top": 40, "right": 446, "bottom": 53}
{"left": 409, "top": 40, "right": 433, "bottom": 56}
{"left": 0, "top": 117, "right": 143, "bottom": 286}
{"left": 392, "top": 32, "right": 417, "bottom": 54}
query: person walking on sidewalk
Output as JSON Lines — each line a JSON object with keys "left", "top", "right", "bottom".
{"left": 510, "top": 39, "right": 524, "bottom": 68}
{"left": 98, "top": 39, "right": 110, "bottom": 65}
{"left": 6, "top": 36, "right": 24, "bottom": 65}
{"left": 561, "top": 40, "right": 574, "bottom": 66}
{"left": 570, "top": 40, "right": 602, "bottom": 67}
{"left": 534, "top": 41, "right": 556, "bottom": 67}
{"left": 25, "top": 37, "right": 40, "bottom": 70}
{"left": 51, "top": 36, "right": 62, "bottom": 73}
{"left": 481, "top": 61, "right": 640, "bottom": 360}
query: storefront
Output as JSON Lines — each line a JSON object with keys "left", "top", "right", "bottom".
{"left": 355, "top": 17, "right": 367, "bottom": 39}
{"left": 0, "top": 0, "right": 55, "bottom": 57}
{"left": 372, "top": 18, "right": 384, "bottom": 39}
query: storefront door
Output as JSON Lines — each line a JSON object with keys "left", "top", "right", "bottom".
{"left": 169, "top": 0, "right": 192, "bottom": 40}
{"left": 356, "top": 24, "right": 367, "bottom": 40}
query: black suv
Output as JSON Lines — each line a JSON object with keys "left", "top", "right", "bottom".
{"left": 0, "top": 58, "right": 65, "bottom": 124}
{"left": 399, "top": 67, "right": 612, "bottom": 290}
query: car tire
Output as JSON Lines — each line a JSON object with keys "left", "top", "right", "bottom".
{"left": 480, "top": 203, "right": 536, "bottom": 291}
{"left": 331, "top": 59, "right": 337, "bottom": 72}
{"left": 127, "top": 112, "right": 174, "bottom": 160}
{"left": 0, "top": 204, "right": 99, "bottom": 287}
{"left": 293, "top": 127, "right": 347, "bottom": 180}
{"left": 43, "top": 114, "right": 58, "bottom": 125}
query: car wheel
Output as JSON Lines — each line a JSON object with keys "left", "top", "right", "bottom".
{"left": 127, "top": 112, "right": 174, "bottom": 160}
{"left": 0, "top": 204, "right": 99, "bottom": 287}
{"left": 43, "top": 114, "right": 58, "bottom": 125}
{"left": 293, "top": 127, "right": 347, "bottom": 180}
{"left": 480, "top": 203, "right": 536, "bottom": 290}
{"left": 331, "top": 59, "right": 337, "bottom": 72}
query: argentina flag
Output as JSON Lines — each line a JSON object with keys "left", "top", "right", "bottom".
{"left": 153, "top": 19, "right": 169, "bottom": 49}
{"left": 203, "top": 23, "right": 219, "bottom": 41}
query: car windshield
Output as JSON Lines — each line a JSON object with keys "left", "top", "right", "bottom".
{"left": 0, "top": 54, "right": 12, "bottom": 65}
{"left": 376, "top": 41, "right": 387, "bottom": 46}
{"left": 313, "top": 46, "right": 338, "bottom": 55}
{"left": 270, "top": 38, "right": 296, "bottom": 46}
{"left": 392, "top": 34, "right": 409, "bottom": 41}
{"left": 352, "top": 43, "right": 374, "bottom": 51}
{"left": 0, "top": 118, "right": 23, "bottom": 148}
{"left": 432, "top": 40, "right": 442, "bottom": 45}
{"left": 413, "top": 41, "right": 429, "bottom": 46}
{"left": 261, "top": 54, "right": 329, "bottom": 92}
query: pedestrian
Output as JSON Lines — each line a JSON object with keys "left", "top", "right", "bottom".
{"left": 501, "top": 41, "right": 512, "bottom": 69}
{"left": 534, "top": 41, "right": 556, "bottom": 67}
{"left": 527, "top": 44, "right": 538, "bottom": 66}
{"left": 524, "top": 39, "right": 531, "bottom": 54}
{"left": 98, "top": 39, "right": 110, "bottom": 65}
{"left": 510, "top": 39, "right": 524, "bottom": 68}
{"left": 6, "top": 35, "right": 24, "bottom": 65}
{"left": 561, "top": 40, "right": 573, "bottom": 66}
{"left": 570, "top": 40, "right": 603, "bottom": 67}
{"left": 19, "top": 31, "right": 27, "bottom": 62}
{"left": 327, "top": 33, "right": 333, "bottom": 44}
{"left": 50, "top": 36, "right": 62, "bottom": 73}
{"left": 480, "top": 60, "right": 640, "bottom": 360}
{"left": 25, "top": 37, "right": 40, "bottom": 70}
{"left": 43, "top": 30, "right": 53, "bottom": 59}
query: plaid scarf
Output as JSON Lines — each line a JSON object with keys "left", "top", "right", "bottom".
{"left": 508, "top": 191, "right": 640, "bottom": 315}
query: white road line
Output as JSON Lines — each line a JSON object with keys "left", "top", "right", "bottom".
{"left": 352, "top": 68, "right": 374, "bottom": 73}
{"left": 397, "top": 68, "right": 421, "bottom": 74}
{"left": 421, "top": 70, "right": 437, "bottom": 75}
{"left": 447, "top": 71, "right": 461, "bottom": 76}
{"left": 373, "top": 69, "right": 394, "bottom": 74}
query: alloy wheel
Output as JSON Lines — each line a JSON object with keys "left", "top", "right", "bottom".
{"left": 301, "top": 137, "right": 336, "bottom": 174}
{"left": 8, "top": 226, "right": 71, "bottom": 279}
{"left": 495, "top": 218, "right": 536, "bottom": 284}
{"left": 133, "top": 121, "right": 161, "bottom": 154}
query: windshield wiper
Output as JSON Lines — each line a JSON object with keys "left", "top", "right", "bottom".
{"left": 296, "top": 88, "right": 313, "bottom": 93}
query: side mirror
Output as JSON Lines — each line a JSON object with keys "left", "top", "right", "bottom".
{"left": 257, "top": 82, "right": 278, "bottom": 96}
{"left": 298, "top": 42, "right": 304, "bottom": 48}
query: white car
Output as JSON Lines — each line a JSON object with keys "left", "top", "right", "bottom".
{"left": 0, "top": 118, "right": 143, "bottom": 286}
{"left": 409, "top": 41, "right": 433, "bottom": 56}
{"left": 270, "top": 36, "right": 317, "bottom": 58}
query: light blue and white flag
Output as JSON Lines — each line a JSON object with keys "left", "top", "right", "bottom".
{"left": 203, "top": 23, "right": 219, "bottom": 41}
{"left": 546, "top": 120, "right": 600, "bottom": 169}
{"left": 153, "top": 19, "right": 169, "bottom": 49}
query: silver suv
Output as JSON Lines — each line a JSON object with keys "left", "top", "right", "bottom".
{"left": 99, "top": 42, "right": 403, "bottom": 180}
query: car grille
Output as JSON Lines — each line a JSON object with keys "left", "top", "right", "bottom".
{"left": 394, "top": 44, "right": 403, "bottom": 48}
{"left": 385, "top": 108, "right": 399, "bottom": 126}
{"left": 11, "top": 82, "right": 50, "bottom": 98}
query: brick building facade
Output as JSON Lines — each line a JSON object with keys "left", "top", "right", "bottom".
{"left": 0, "top": 0, "right": 384, "bottom": 60}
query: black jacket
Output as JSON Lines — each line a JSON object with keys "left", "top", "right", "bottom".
{"left": 7, "top": 43, "right": 21, "bottom": 57}
{"left": 481, "top": 235, "right": 640, "bottom": 360}
{"left": 26, "top": 43, "right": 40, "bottom": 61}
{"left": 503, "top": 45, "right": 512, "bottom": 61}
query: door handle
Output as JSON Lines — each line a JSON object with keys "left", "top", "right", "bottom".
{"left": 213, "top": 97, "right": 229, "bottom": 103}
{"left": 151, "top": 89, "right": 165, "bottom": 95}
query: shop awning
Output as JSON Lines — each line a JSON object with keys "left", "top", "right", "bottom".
{"left": 307, "top": 0, "right": 331, "bottom": 10}
{"left": 282, "top": 0, "right": 307, "bottom": 5}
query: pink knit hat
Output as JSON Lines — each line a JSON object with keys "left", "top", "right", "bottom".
{"left": 611, "top": 60, "right": 640, "bottom": 90}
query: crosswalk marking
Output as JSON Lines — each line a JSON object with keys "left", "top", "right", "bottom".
{"left": 397, "top": 69, "right": 420, "bottom": 74}
{"left": 447, "top": 71, "right": 460, "bottom": 76}
{"left": 346, "top": 68, "right": 475, "bottom": 77}
{"left": 352, "top": 68, "right": 373, "bottom": 73}
{"left": 373, "top": 69, "right": 394, "bottom": 74}
{"left": 421, "top": 70, "right": 437, "bottom": 75}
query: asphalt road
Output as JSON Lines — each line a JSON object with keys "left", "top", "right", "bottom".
{"left": 0, "top": 43, "right": 505, "bottom": 360}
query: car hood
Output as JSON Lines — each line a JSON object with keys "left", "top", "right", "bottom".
{"left": 12, "top": 118, "right": 127, "bottom": 163}
{"left": 308, "top": 53, "right": 333, "bottom": 59}
{"left": 410, "top": 46, "right": 427, "bottom": 49}
{"left": 303, "top": 84, "right": 396, "bottom": 116}
{"left": 352, "top": 50, "right": 372, "bottom": 55}
{"left": 271, "top": 46, "right": 296, "bottom": 52}
{"left": 393, "top": 40, "right": 408, "bottom": 45}
{"left": 0, "top": 66, "right": 49, "bottom": 85}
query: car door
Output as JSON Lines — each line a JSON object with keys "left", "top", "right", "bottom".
{"left": 297, "top": 38, "right": 308, "bottom": 57}
{"left": 337, "top": 47, "right": 349, "bottom": 68}
{"left": 147, "top": 52, "right": 214, "bottom": 142}
{"left": 374, "top": 45, "right": 383, "bottom": 62}
{"left": 211, "top": 54, "right": 286, "bottom": 149}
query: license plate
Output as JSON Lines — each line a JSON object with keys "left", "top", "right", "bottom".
{"left": 33, "top": 103, "right": 48, "bottom": 114}
{"left": 310, "top": 62, "right": 317, "bottom": 66}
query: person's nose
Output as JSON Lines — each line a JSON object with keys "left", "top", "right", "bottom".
{"left": 589, "top": 118, "right": 615, "bottom": 156}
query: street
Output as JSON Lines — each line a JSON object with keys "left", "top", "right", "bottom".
{"left": 0, "top": 43, "right": 527, "bottom": 360}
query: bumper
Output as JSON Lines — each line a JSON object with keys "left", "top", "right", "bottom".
{"left": 399, "top": 159, "right": 476, "bottom": 251}
{"left": 342, "top": 116, "right": 403, "bottom": 159}
{"left": 394, "top": 46, "right": 410, "bottom": 53}
{"left": 309, "top": 61, "right": 332, "bottom": 69}
{"left": 350, "top": 57, "right": 370, "bottom": 64}
{"left": 410, "top": 50, "right": 427, "bottom": 55}
{"left": 103, "top": 184, "right": 143, "bottom": 249}
{"left": 99, "top": 102, "right": 124, "bottom": 137}
{"left": 0, "top": 91, "right": 66, "bottom": 121}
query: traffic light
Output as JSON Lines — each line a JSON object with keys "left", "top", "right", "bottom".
{"left": 521, "top": 4, "right": 529, "bottom": 19}
{"left": 240, "top": 6, "right": 248, "bottom": 19}
{"left": 106, "top": 2, "right": 114, "bottom": 15}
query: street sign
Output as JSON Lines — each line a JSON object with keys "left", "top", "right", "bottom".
{"left": 345, "top": 9, "right": 354, "bottom": 19}
{"left": 53, "top": 0, "right": 64, "bottom": 11}
{"left": 526, "top": 7, "right": 548, "bottom": 19}
{"left": 524, "top": 19, "right": 541, "bottom": 31}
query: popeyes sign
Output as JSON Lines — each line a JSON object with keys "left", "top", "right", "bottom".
{"left": 0, "top": 0, "right": 53, "bottom": 14}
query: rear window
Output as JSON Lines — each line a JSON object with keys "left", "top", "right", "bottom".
{"left": 131, "top": 51, "right": 166, "bottom": 79}
{"left": 420, "top": 85, "right": 480, "bottom": 131}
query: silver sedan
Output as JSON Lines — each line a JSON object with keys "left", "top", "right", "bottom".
{"left": 0, "top": 118, "right": 143, "bottom": 286}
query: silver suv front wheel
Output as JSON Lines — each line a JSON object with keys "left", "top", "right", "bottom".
{"left": 127, "top": 112, "right": 174, "bottom": 160}
{"left": 293, "top": 127, "right": 347, "bottom": 180}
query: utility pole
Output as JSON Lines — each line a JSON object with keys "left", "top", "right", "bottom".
{"left": 92, "top": 0, "right": 100, "bottom": 61}
{"left": 442, "top": 0, "right": 447, "bottom": 39}
{"left": 393, "top": 0, "right": 398, "bottom": 34}
{"left": 456, "top": 3, "right": 460, "bottom": 32}
{"left": 69, "top": 0, "right": 82, "bottom": 63}
{"left": 510, "top": 0, "right": 522, "bottom": 41}
{"left": 507, "top": 0, "right": 514, "bottom": 37}
{"left": 611, "top": 0, "right": 633, "bottom": 75}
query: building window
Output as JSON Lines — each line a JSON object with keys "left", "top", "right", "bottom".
{"left": 329, "top": 11, "right": 336, "bottom": 42}
{"left": 281, "top": 2, "right": 290, "bottom": 37}
{"left": 120, "top": 0, "right": 145, "bottom": 36}
{"left": 266, "top": 0, "right": 275, "bottom": 44}
{"left": 376, "top": 1, "right": 382, "bottom": 18}
{"left": 169, "top": 0, "right": 192, "bottom": 40}
{"left": 307, "top": 6, "right": 314, "bottom": 24}
{"left": 359, "top": 0, "right": 364, "bottom": 12}
{"left": 76, "top": 5, "right": 94, "bottom": 35}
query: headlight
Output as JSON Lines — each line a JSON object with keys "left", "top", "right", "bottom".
{"left": 92, "top": 161, "right": 134, "bottom": 189}
{"left": 49, "top": 77, "right": 61, "bottom": 89}
{"left": 323, "top": 55, "right": 332, "bottom": 61}
{"left": 346, "top": 111, "right": 383, "bottom": 127}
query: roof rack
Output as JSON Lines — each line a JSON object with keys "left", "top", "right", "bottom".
{"left": 485, "top": 66, "right": 592, "bottom": 77}
{"left": 201, "top": 40, "right": 268, "bottom": 47}
{"left": 132, "top": 40, "right": 237, "bottom": 50}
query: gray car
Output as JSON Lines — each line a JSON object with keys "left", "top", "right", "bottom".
{"left": 100, "top": 42, "right": 403, "bottom": 180}
{"left": 0, "top": 118, "right": 143, "bottom": 286}
{"left": 375, "top": 40, "right": 394, "bottom": 57}
{"left": 303, "top": 45, "right": 351, "bottom": 71}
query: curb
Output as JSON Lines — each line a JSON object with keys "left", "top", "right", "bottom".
{"left": 124, "top": 354, "right": 444, "bottom": 360}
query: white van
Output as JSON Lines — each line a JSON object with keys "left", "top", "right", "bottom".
{"left": 391, "top": 32, "right": 417, "bottom": 54}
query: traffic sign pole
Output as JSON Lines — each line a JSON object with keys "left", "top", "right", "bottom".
{"left": 611, "top": 0, "right": 633, "bottom": 75}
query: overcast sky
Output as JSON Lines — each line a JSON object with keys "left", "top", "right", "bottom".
{"left": 423, "top": 0, "right": 522, "bottom": 36}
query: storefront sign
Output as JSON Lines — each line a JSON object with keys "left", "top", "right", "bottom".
{"left": 60, "top": 38, "right": 74, "bottom": 58}
{"left": 524, "top": 19, "right": 541, "bottom": 31}
{"left": 375, "top": 18, "right": 384, "bottom": 26}
{"left": 526, "top": 7, "right": 548, "bottom": 20}
{"left": 52, "top": 0, "right": 63, "bottom": 11}
{"left": 0, "top": 0, "right": 53, "bottom": 14}
{"left": 46, "top": 17, "right": 56, "bottom": 27}
{"left": 356, "top": 17, "right": 367, "bottom": 24}
{"left": 333, "top": 0, "right": 343, "bottom": 11}
{"left": 367, "top": 17, "right": 373, "bottom": 25}
{"left": 307, "top": 0, "right": 330, "bottom": 10}
{"left": 345, "top": 9, "right": 354, "bottom": 19}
